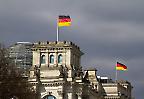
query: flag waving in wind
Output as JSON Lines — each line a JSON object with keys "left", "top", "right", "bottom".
{"left": 58, "top": 15, "right": 71, "bottom": 27}
{"left": 116, "top": 62, "right": 127, "bottom": 71}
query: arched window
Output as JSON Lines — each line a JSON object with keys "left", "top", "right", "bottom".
{"left": 43, "top": 95, "right": 56, "bottom": 99}
{"left": 50, "top": 55, "right": 54, "bottom": 64}
{"left": 58, "top": 54, "right": 62, "bottom": 64}
{"left": 41, "top": 55, "right": 46, "bottom": 64}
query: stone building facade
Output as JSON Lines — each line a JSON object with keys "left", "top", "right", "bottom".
{"left": 28, "top": 41, "right": 133, "bottom": 99}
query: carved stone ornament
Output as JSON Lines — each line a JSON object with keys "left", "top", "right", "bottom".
{"left": 57, "top": 91, "right": 63, "bottom": 95}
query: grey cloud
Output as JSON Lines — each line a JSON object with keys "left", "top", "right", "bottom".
{"left": 81, "top": 0, "right": 144, "bottom": 23}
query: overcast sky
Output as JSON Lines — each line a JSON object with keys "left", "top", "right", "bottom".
{"left": 0, "top": 0, "right": 144, "bottom": 98}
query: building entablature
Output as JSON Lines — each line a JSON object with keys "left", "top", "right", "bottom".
{"left": 32, "top": 41, "right": 83, "bottom": 55}
{"left": 102, "top": 83, "right": 118, "bottom": 87}
{"left": 104, "top": 96, "right": 120, "bottom": 99}
{"left": 30, "top": 82, "right": 65, "bottom": 86}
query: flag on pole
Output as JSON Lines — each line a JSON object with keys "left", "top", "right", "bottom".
{"left": 58, "top": 15, "right": 71, "bottom": 27}
{"left": 116, "top": 62, "right": 127, "bottom": 71}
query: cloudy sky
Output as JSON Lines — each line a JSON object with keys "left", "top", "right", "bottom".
{"left": 0, "top": 0, "right": 144, "bottom": 98}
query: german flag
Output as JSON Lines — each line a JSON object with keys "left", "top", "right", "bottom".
{"left": 58, "top": 15, "right": 71, "bottom": 27}
{"left": 116, "top": 62, "right": 127, "bottom": 71}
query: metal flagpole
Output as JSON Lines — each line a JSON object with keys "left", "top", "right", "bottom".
{"left": 115, "top": 61, "right": 118, "bottom": 82}
{"left": 57, "top": 16, "right": 59, "bottom": 41}
{"left": 115, "top": 67, "right": 118, "bottom": 82}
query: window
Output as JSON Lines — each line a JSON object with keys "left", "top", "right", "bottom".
{"left": 43, "top": 95, "right": 56, "bottom": 99}
{"left": 75, "top": 94, "right": 78, "bottom": 99}
{"left": 50, "top": 55, "right": 54, "bottom": 64}
{"left": 41, "top": 55, "right": 46, "bottom": 64}
{"left": 58, "top": 54, "right": 62, "bottom": 64}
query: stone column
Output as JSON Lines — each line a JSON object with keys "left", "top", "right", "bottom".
{"left": 67, "top": 93, "right": 72, "bottom": 99}
{"left": 56, "top": 52, "right": 58, "bottom": 66}
{"left": 47, "top": 51, "right": 49, "bottom": 67}
{"left": 77, "top": 92, "right": 82, "bottom": 99}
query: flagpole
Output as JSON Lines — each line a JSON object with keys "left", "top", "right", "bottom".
{"left": 115, "top": 61, "right": 118, "bottom": 82}
{"left": 57, "top": 17, "right": 59, "bottom": 41}
{"left": 115, "top": 68, "right": 118, "bottom": 82}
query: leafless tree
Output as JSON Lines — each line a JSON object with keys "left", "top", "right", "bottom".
{"left": 0, "top": 43, "right": 36, "bottom": 99}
